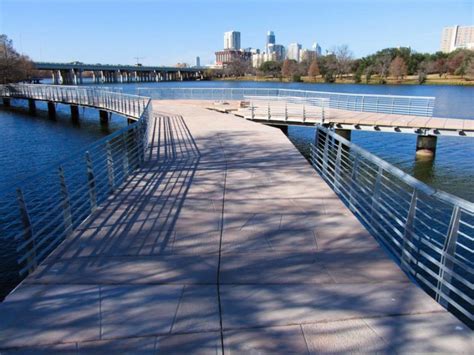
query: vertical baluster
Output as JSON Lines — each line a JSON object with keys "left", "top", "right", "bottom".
{"left": 122, "top": 134, "right": 130, "bottom": 177}
{"left": 85, "top": 151, "right": 97, "bottom": 212}
{"left": 58, "top": 166, "right": 73, "bottom": 236}
{"left": 435, "top": 205, "right": 461, "bottom": 308}
{"left": 349, "top": 153, "right": 360, "bottom": 212}
{"left": 106, "top": 141, "right": 115, "bottom": 193}
{"left": 322, "top": 131, "right": 330, "bottom": 178}
{"left": 16, "top": 188, "right": 37, "bottom": 274}
{"left": 334, "top": 140, "right": 343, "bottom": 194}
{"left": 401, "top": 189, "right": 418, "bottom": 273}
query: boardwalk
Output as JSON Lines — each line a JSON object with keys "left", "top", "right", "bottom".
{"left": 236, "top": 100, "right": 474, "bottom": 136}
{"left": 0, "top": 102, "right": 470, "bottom": 353}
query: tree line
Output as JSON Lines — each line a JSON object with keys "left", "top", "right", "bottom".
{"left": 216, "top": 45, "right": 474, "bottom": 84}
{"left": 0, "top": 35, "right": 35, "bottom": 84}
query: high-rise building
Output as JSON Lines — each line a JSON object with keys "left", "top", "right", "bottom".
{"left": 440, "top": 25, "right": 474, "bottom": 53}
{"left": 301, "top": 49, "right": 317, "bottom": 62}
{"left": 224, "top": 31, "right": 241, "bottom": 50}
{"left": 195, "top": 56, "right": 201, "bottom": 67}
{"left": 266, "top": 31, "right": 276, "bottom": 52}
{"left": 287, "top": 43, "right": 302, "bottom": 62}
{"left": 312, "top": 42, "right": 322, "bottom": 56}
{"left": 268, "top": 44, "right": 285, "bottom": 61}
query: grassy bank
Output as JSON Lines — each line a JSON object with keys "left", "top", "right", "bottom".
{"left": 215, "top": 74, "right": 474, "bottom": 86}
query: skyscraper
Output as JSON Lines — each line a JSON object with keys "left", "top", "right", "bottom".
{"left": 195, "top": 56, "right": 201, "bottom": 67}
{"left": 287, "top": 43, "right": 302, "bottom": 62}
{"left": 224, "top": 31, "right": 241, "bottom": 50}
{"left": 266, "top": 31, "right": 275, "bottom": 52}
{"left": 312, "top": 42, "right": 322, "bottom": 56}
{"left": 440, "top": 25, "right": 474, "bottom": 53}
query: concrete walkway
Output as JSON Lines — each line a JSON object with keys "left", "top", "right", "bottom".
{"left": 0, "top": 101, "right": 471, "bottom": 353}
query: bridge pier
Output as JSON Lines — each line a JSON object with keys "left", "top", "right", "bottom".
{"left": 70, "top": 105, "right": 79, "bottom": 123}
{"left": 335, "top": 128, "right": 351, "bottom": 141}
{"left": 28, "top": 99, "right": 36, "bottom": 114}
{"left": 2, "top": 98, "right": 11, "bottom": 107}
{"left": 416, "top": 135, "right": 437, "bottom": 158}
{"left": 47, "top": 101, "right": 56, "bottom": 119}
{"left": 99, "top": 109, "right": 109, "bottom": 126}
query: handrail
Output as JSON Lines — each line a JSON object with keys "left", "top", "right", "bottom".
{"left": 138, "top": 87, "right": 436, "bottom": 117}
{"left": 310, "top": 125, "right": 473, "bottom": 325}
{"left": 1, "top": 84, "right": 149, "bottom": 119}
{"left": 0, "top": 84, "right": 152, "bottom": 276}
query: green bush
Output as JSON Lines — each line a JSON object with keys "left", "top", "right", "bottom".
{"left": 291, "top": 74, "right": 302, "bottom": 82}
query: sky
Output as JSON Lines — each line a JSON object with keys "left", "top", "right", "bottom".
{"left": 0, "top": 0, "right": 473, "bottom": 66}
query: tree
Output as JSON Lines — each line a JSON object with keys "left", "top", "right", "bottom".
{"left": 433, "top": 58, "right": 448, "bottom": 77}
{"left": 259, "top": 61, "right": 282, "bottom": 77}
{"left": 389, "top": 56, "right": 408, "bottom": 80}
{"left": 308, "top": 59, "right": 320, "bottom": 79}
{"left": 365, "top": 65, "right": 374, "bottom": 83}
{"left": 447, "top": 51, "right": 465, "bottom": 74}
{"left": 281, "top": 59, "right": 297, "bottom": 79}
{"left": 334, "top": 45, "right": 353, "bottom": 78}
{"left": 0, "top": 34, "right": 34, "bottom": 84}
{"left": 466, "top": 59, "right": 474, "bottom": 80}
{"left": 224, "top": 59, "right": 251, "bottom": 77}
{"left": 376, "top": 53, "right": 392, "bottom": 79}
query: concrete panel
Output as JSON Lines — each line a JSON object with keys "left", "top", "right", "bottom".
{"left": 224, "top": 325, "right": 309, "bottom": 354}
{"left": 100, "top": 285, "right": 183, "bottom": 339}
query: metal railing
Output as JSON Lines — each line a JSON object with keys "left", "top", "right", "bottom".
{"left": 138, "top": 87, "right": 435, "bottom": 117}
{"left": 0, "top": 85, "right": 152, "bottom": 276}
{"left": 310, "top": 125, "right": 473, "bottom": 324}
{"left": 1, "top": 84, "right": 148, "bottom": 119}
{"left": 243, "top": 95, "right": 329, "bottom": 123}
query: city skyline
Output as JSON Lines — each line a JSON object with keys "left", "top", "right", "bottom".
{"left": 1, "top": 0, "right": 473, "bottom": 66}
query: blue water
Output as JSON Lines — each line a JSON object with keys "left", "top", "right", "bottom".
{"left": 0, "top": 81, "right": 473, "bottom": 301}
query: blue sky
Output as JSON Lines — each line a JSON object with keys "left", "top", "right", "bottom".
{"left": 1, "top": 0, "right": 473, "bottom": 66}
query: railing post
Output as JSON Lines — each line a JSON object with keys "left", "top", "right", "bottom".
{"left": 85, "top": 151, "right": 97, "bottom": 212}
{"left": 267, "top": 102, "right": 271, "bottom": 120}
{"left": 322, "top": 131, "right": 330, "bottom": 177}
{"left": 349, "top": 153, "right": 359, "bottom": 212}
{"left": 285, "top": 102, "right": 288, "bottom": 121}
{"left": 334, "top": 140, "right": 343, "bottom": 194}
{"left": 122, "top": 134, "right": 130, "bottom": 177}
{"left": 435, "top": 205, "right": 461, "bottom": 308}
{"left": 16, "top": 188, "right": 37, "bottom": 274}
{"left": 401, "top": 189, "right": 418, "bottom": 273}
{"left": 302, "top": 104, "right": 306, "bottom": 122}
{"left": 106, "top": 141, "right": 115, "bottom": 192}
{"left": 251, "top": 102, "right": 255, "bottom": 120}
{"left": 58, "top": 166, "right": 73, "bottom": 236}
{"left": 321, "top": 101, "right": 325, "bottom": 124}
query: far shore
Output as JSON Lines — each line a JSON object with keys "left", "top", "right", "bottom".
{"left": 214, "top": 74, "right": 474, "bottom": 86}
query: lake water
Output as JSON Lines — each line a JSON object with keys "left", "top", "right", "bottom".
{"left": 0, "top": 81, "right": 473, "bottom": 300}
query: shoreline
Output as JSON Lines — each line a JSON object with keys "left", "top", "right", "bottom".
{"left": 214, "top": 75, "right": 474, "bottom": 86}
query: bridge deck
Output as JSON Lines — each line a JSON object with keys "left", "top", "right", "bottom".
{"left": 0, "top": 102, "right": 470, "bottom": 352}
{"left": 327, "top": 108, "right": 474, "bottom": 131}
{"left": 237, "top": 103, "right": 473, "bottom": 134}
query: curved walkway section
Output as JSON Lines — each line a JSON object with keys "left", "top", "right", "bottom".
{"left": 0, "top": 101, "right": 470, "bottom": 353}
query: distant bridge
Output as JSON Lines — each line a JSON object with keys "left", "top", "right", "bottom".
{"left": 33, "top": 62, "right": 204, "bottom": 85}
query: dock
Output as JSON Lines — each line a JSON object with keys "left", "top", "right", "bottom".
{"left": 0, "top": 101, "right": 470, "bottom": 353}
